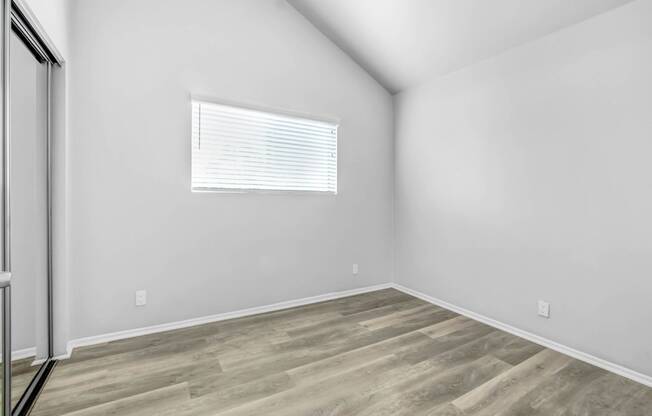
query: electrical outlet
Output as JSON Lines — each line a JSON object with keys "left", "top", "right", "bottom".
{"left": 135, "top": 290, "right": 147, "bottom": 307}
{"left": 352, "top": 264, "right": 359, "bottom": 275}
{"left": 538, "top": 300, "right": 550, "bottom": 318}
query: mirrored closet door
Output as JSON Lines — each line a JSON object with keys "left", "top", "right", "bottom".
{"left": 1, "top": 1, "right": 64, "bottom": 414}
{"left": 9, "top": 26, "right": 49, "bottom": 410}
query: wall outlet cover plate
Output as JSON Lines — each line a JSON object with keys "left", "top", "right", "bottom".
{"left": 538, "top": 300, "right": 550, "bottom": 318}
{"left": 136, "top": 290, "right": 147, "bottom": 306}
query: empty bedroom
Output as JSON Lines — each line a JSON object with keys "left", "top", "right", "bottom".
{"left": 0, "top": 0, "right": 651, "bottom": 415}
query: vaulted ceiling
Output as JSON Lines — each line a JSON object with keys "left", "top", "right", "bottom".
{"left": 288, "top": 0, "right": 634, "bottom": 93}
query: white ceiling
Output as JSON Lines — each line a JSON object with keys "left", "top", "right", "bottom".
{"left": 288, "top": 0, "right": 634, "bottom": 93}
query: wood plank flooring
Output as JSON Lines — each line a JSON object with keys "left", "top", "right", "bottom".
{"left": 30, "top": 289, "right": 652, "bottom": 415}
{"left": 7, "top": 356, "right": 39, "bottom": 407}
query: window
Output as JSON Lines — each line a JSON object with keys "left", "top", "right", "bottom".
{"left": 191, "top": 100, "right": 338, "bottom": 193}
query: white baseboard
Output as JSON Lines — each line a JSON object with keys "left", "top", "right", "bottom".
{"left": 13, "top": 347, "right": 36, "bottom": 361}
{"left": 12, "top": 347, "right": 36, "bottom": 362}
{"left": 0, "top": 347, "right": 37, "bottom": 364}
{"left": 31, "top": 357, "right": 48, "bottom": 366}
{"left": 54, "top": 349, "right": 73, "bottom": 361}
{"left": 65, "top": 283, "right": 394, "bottom": 358}
{"left": 391, "top": 283, "right": 652, "bottom": 388}
{"left": 61, "top": 281, "right": 651, "bottom": 389}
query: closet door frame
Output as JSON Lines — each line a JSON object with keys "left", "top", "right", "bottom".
{"left": 1, "top": 1, "right": 64, "bottom": 415}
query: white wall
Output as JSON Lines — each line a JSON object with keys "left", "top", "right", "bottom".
{"left": 395, "top": 0, "right": 652, "bottom": 377}
{"left": 68, "top": 0, "right": 394, "bottom": 339}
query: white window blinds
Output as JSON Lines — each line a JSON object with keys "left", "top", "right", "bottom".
{"left": 191, "top": 100, "right": 338, "bottom": 193}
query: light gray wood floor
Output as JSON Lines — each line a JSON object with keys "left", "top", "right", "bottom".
{"left": 31, "top": 289, "right": 652, "bottom": 415}
{"left": 6, "top": 356, "right": 39, "bottom": 408}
